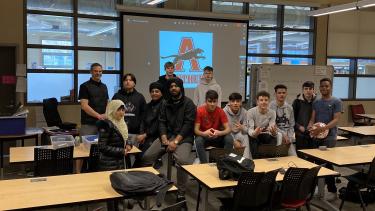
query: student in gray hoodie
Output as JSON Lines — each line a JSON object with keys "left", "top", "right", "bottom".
{"left": 223, "top": 93, "right": 251, "bottom": 159}
{"left": 269, "top": 84, "right": 297, "bottom": 156}
{"left": 193, "top": 66, "right": 222, "bottom": 106}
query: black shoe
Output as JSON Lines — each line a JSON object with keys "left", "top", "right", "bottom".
{"left": 153, "top": 158, "right": 163, "bottom": 169}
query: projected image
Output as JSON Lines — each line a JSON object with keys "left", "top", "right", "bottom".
{"left": 159, "top": 31, "right": 213, "bottom": 88}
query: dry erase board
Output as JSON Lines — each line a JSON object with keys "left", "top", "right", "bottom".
{"left": 249, "top": 64, "right": 334, "bottom": 106}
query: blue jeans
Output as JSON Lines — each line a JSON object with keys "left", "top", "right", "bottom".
{"left": 195, "top": 134, "right": 234, "bottom": 163}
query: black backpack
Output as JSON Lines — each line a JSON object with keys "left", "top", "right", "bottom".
{"left": 217, "top": 153, "right": 255, "bottom": 180}
{"left": 110, "top": 171, "right": 173, "bottom": 207}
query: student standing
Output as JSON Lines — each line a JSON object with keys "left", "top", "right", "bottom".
{"left": 193, "top": 66, "right": 222, "bottom": 106}
{"left": 157, "top": 61, "right": 176, "bottom": 96}
{"left": 308, "top": 78, "right": 342, "bottom": 201}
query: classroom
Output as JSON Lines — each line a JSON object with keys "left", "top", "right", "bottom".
{"left": 1, "top": 0, "right": 375, "bottom": 210}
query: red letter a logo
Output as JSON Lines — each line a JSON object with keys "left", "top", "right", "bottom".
{"left": 175, "top": 37, "right": 200, "bottom": 71}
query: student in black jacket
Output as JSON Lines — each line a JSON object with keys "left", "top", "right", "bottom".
{"left": 134, "top": 82, "right": 163, "bottom": 166}
{"left": 97, "top": 100, "right": 132, "bottom": 171}
{"left": 157, "top": 61, "right": 177, "bottom": 96}
{"left": 141, "top": 77, "right": 196, "bottom": 201}
{"left": 112, "top": 73, "right": 146, "bottom": 143}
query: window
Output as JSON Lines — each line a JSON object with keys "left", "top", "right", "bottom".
{"left": 246, "top": 3, "right": 315, "bottom": 99}
{"left": 26, "top": 0, "right": 121, "bottom": 103}
{"left": 329, "top": 57, "right": 375, "bottom": 100}
{"left": 212, "top": 1, "right": 245, "bottom": 14}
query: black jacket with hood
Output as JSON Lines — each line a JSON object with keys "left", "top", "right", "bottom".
{"left": 112, "top": 88, "right": 146, "bottom": 134}
{"left": 159, "top": 78, "right": 196, "bottom": 144}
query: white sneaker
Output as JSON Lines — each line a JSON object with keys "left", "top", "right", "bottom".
{"left": 193, "top": 157, "right": 200, "bottom": 164}
{"left": 325, "top": 192, "right": 338, "bottom": 202}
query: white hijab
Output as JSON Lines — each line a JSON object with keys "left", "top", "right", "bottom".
{"left": 105, "top": 100, "right": 128, "bottom": 143}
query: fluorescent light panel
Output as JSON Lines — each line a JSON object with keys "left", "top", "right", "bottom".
{"left": 142, "top": 0, "right": 167, "bottom": 5}
{"left": 308, "top": 0, "right": 375, "bottom": 17}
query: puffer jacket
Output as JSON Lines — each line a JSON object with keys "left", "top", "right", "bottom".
{"left": 97, "top": 120, "right": 126, "bottom": 171}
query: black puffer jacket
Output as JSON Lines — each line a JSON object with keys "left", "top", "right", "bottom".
{"left": 97, "top": 120, "right": 126, "bottom": 171}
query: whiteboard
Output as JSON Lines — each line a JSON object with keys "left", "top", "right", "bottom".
{"left": 249, "top": 64, "right": 334, "bottom": 106}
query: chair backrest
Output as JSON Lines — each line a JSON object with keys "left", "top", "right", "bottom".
{"left": 256, "top": 144, "right": 290, "bottom": 159}
{"left": 350, "top": 104, "right": 365, "bottom": 121}
{"left": 55, "top": 146, "right": 74, "bottom": 175}
{"left": 34, "top": 146, "right": 74, "bottom": 176}
{"left": 209, "top": 148, "right": 244, "bottom": 163}
{"left": 88, "top": 144, "right": 100, "bottom": 172}
{"left": 366, "top": 157, "right": 375, "bottom": 184}
{"left": 281, "top": 166, "right": 320, "bottom": 202}
{"left": 43, "top": 98, "right": 63, "bottom": 127}
{"left": 34, "top": 147, "right": 54, "bottom": 177}
{"left": 232, "top": 169, "right": 278, "bottom": 210}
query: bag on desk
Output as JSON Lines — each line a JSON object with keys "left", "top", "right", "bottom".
{"left": 110, "top": 171, "right": 173, "bottom": 207}
{"left": 217, "top": 153, "right": 255, "bottom": 180}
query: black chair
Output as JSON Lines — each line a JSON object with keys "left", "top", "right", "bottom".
{"left": 151, "top": 200, "right": 187, "bottom": 211}
{"left": 278, "top": 166, "right": 321, "bottom": 211}
{"left": 34, "top": 146, "right": 74, "bottom": 176}
{"left": 340, "top": 157, "right": 375, "bottom": 211}
{"left": 42, "top": 98, "right": 77, "bottom": 130}
{"left": 209, "top": 148, "right": 245, "bottom": 163}
{"left": 219, "top": 169, "right": 279, "bottom": 211}
{"left": 87, "top": 144, "right": 100, "bottom": 172}
{"left": 255, "top": 144, "right": 290, "bottom": 159}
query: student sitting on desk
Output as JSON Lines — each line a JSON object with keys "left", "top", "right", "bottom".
{"left": 246, "top": 91, "right": 278, "bottom": 157}
{"left": 269, "top": 84, "right": 297, "bottom": 156}
{"left": 194, "top": 90, "right": 234, "bottom": 163}
{"left": 96, "top": 100, "right": 132, "bottom": 171}
{"left": 223, "top": 92, "right": 251, "bottom": 159}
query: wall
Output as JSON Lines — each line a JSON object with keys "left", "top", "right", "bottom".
{"left": 4, "top": 0, "right": 374, "bottom": 128}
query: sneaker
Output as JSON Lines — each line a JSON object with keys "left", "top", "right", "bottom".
{"left": 325, "top": 192, "right": 338, "bottom": 202}
{"left": 153, "top": 158, "right": 163, "bottom": 169}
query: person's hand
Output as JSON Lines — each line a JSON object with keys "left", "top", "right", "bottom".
{"left": 282, "top": 135, "right": 290, "bottom": 144}
{"left": 269, "top": 124, "right": 277, "bottom": 136}
{"left": 212, "top": 129, "right": 222, "bottom": 139}
{"left": 203, "top": 129, "right": 214, "bottom": 138}
{"left": 136, "top": 134, "right": 146, "bottom": 144}
{"left": 233, "top": 122, "right": 244, "bottom": 132}
{"left": 254, "top": 127, "right": 263, "bottom": 136}
{"left": 167, "top": 141, "right": 177, "bottom": 152}
{"left": 309, "top": 125, "right": 324, "bottom": 137}
{"left": 97, "top": 113, "right": 106, "bottom": 120}
{"left": 299, "top": 125, "right": 305, "bottom": 133}
{"left": 124, "top": 145, "right": 132, "bottom": 155}
{"left": 233, "top": 140, "right": 243, "bottom": 149}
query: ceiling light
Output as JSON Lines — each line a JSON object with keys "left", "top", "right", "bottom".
{"left": 308, "top": 0, "right": 375, "bottom": 17}
{"left": 142, "top": 0, "right": 167, "bottom": 5}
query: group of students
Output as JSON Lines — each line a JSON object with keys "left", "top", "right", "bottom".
{"left": 78, "top": 61, "right": 343, "bottom": 204}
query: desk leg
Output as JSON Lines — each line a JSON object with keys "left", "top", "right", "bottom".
{"left": 167, "top": 152, "right": 172, "bottom": 180}
{"left": 21, "top": 138, "right": 24, "bottom": 147}
{"left": 0, "top": 141, "right": 3, "bottom": 179}
{"left": 35, "top": 135, "right": 39, "bottom": 146}
{"left": 200, "top": 186, "right": 208, "bottom": 211}
{"left": 311, "top": 178, "right": 339, "bottom": 211}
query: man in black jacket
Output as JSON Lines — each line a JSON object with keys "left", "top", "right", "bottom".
{"left": 141, "top": 77, "right": 196, "bottom": 201}
{"left": 292, "top": 81, "right": 316, "bottom": 154}
{"left": 112, "top": 73, "right": 146, "bottom": 145}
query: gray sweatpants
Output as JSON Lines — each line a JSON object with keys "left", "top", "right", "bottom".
{"left": 141, "top": 139, "right": 193, "bottom": 195}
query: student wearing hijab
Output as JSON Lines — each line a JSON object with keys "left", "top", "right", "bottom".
{"left": 96, "top": 100, "right": 132, "bottom": 171}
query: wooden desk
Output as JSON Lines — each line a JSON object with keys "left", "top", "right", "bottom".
{"left": 0, "top": 167, "right": 175, "bottom": 210}
{"left": 357, "top": 114, "right": 375, "bottom": 121}
{"left": 0, "top": 128, "right": 42, "bottom": 179}
{"left": 182, "top": 156, "right": 339, "bottom": 211}
{"left": 299, "top": 144, "right": 375, "bottom": 166}
{"left": 10, "top": 145, "right": 141, "bottom": 163}
{"left": 339, "top": 126, "right": 375, "bottom": 136}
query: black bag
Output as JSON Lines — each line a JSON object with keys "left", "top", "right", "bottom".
{"left": 110, "top": 171, "right": 173, "bottom": 207}
{"left": 217, "top": 153, "right": 255, "bottom": 180}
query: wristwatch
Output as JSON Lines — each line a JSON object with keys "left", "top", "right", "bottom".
{"left": 174, "top": 140, "right": 179, "bottom": 145}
